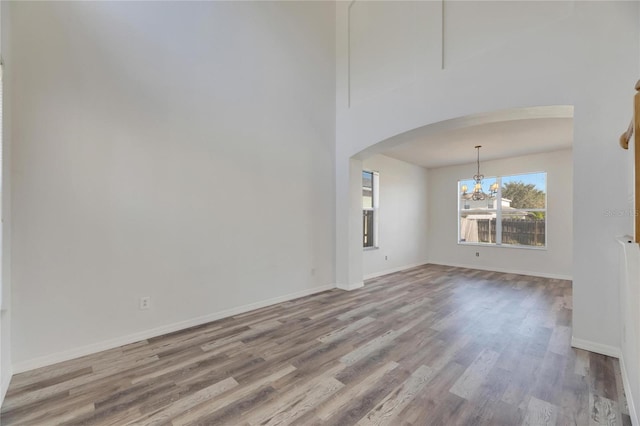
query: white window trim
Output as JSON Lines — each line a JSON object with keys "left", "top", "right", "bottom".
{"left": 458, "top": 172, "right": 547, "bottom": 250}
{"left": 363, "top": 170, "right": 379, "bottom": 249}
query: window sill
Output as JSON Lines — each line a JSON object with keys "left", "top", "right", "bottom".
{"left": 458, "top": 242, "right": 547, "bottom": 251}
{"left": 364, "top": 246, "right": 379, "bottom": 251}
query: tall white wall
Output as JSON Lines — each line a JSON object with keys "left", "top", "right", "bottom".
{"left": 9, "top": 1, "right": 336, "bottom": 369}
{"left": 0, "top": 0, "right": 11, "bottom": 402}
{"left": 362, "top": 155, "right": 428, "bottom": 279}
{"left": 428, "top": 149, "right": 572, "bottom": 279}
{"left": 336, "top": 0, "right": 638, "bottom": 354}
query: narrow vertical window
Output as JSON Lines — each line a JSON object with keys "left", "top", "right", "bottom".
{"left": 363, "top": 170, "right": 379, "bottom": 248}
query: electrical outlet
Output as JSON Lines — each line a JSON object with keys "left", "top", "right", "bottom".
{"left": 310, "top": 268, "right": 316, "bottom": 276}
{"left": 385, "top": 255, "right": 388, "bottom": 261}
{"left": 475, "top": 252, "right": 480, "bottom": 257}
{"left": 139, "top": 297, "right": 150, "bottom": 310}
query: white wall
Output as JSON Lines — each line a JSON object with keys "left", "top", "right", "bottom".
{"left": 0, "top": 0, "right": 11, "bottom": 402}
{"left": 9, "top": 1, "right": 336, "bottom": 370}
{"left": 428, "top": 149, "right": 572, "bottom": 279}
{"left": 619, "top": 239, "right": 640, "bottom": 424}
{"left": 336, "top": 1, "right": 638, "bottom": 354}
{"left": 362, "top": 154, "right": 428, "bottom": 279}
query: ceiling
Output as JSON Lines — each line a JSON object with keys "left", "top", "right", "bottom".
{"left": 381, "top": 117, "right": 573, "bottom": 169}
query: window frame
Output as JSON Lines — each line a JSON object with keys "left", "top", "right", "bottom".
{"left": 458, "top": 171, "right": 547, "bottom": 250}
{"left": 363, "top": 170, "right": 379, "bottom": 250}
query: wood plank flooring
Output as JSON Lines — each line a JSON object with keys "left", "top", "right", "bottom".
{"left": 1, "top": 264, "right": 631, "bottom": 425}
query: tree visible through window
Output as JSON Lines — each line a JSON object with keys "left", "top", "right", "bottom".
{"left": 459, "top": 172, "right": 546, "bottom": 247}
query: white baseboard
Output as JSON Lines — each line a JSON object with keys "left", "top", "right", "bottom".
{"left": 336, "top": 281, "right": 364, "bottom": 291}
{"left": 619, "top": 354, "right": 639, "bottom": 426}
{"left": 428, "top": 261, "right": 572, "bottom": 281}
{"left": 363, "top": 262, "right": 429, "bottom": 280}
{"left": 571, "top": 337, "right": 621, "bottom": 358}
{"left": 12, "top": 284, "right": 335, "bottom": 374}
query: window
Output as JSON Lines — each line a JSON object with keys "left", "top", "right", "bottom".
{"left": 363, "top": 170, "right": 379, "bottom": 248}
{"left": 459, "top": 172, "right": 546, "bottom": 248}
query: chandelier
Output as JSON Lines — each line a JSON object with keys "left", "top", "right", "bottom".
{"left": 461, "top": 145, "right": 498, "bottom": 201}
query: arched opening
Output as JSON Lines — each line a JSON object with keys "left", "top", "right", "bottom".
{"left": 337, "top": 105, "right": 574, "bottom": 289}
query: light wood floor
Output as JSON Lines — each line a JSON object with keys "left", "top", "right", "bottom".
{"left": 1, "top": 265, "right": 631, "bottom": 425}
